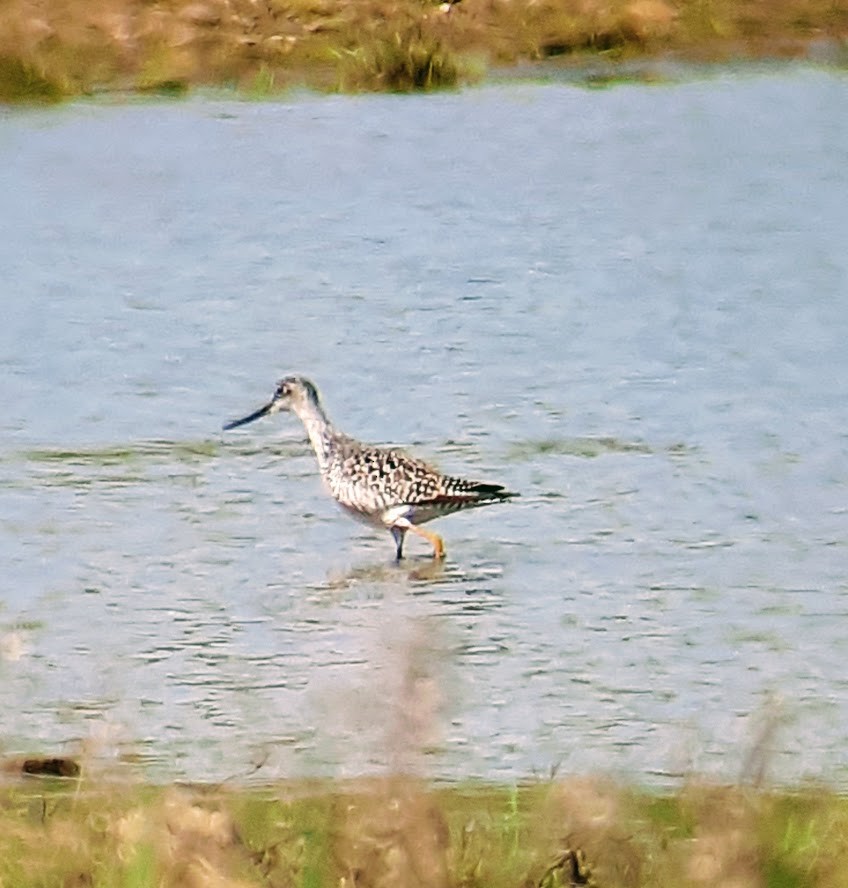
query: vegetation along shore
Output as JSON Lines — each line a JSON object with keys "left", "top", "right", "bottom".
{"left": 4, "top": 769, "right": 848, "bottom": 887}
{"left": 1, "top": 0, "right": 847, "bottom": 100}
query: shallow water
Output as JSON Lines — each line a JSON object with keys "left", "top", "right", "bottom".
{"left": 1, "top": 67, "right": 847, "bottom": 786}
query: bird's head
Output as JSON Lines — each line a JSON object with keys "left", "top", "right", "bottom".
{"left": 224, "top": 376, "right": 322, "bottom": 430}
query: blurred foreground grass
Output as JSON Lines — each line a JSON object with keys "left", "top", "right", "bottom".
{"left": 3, "top": 768, "right": 848, "bottom": 887}
{"left": 0, "top": 0, "right": 847, "bottom": 100}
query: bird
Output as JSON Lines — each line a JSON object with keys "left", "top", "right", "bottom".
{"left": 223, "top": 376, "right": 517, "bottom": 560}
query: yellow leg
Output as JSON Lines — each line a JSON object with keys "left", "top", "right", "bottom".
{"left": 408, "top": 525, "right": 445, "bottom": 559}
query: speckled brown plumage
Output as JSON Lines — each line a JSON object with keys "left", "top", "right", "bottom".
{"left": 224, "top": 376, "right": 517, "bottom": 559}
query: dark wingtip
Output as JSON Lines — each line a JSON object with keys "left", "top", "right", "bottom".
{"left": 469, "top": 483, "right": 518, "bottom": 501}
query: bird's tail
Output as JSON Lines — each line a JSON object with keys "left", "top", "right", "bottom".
{"left": 441, "top": 478, "right": 518, "bottom": 504}
{"left": 465, "top": 482, "right": 518, "bottom": 502}
{"left": 412, "top": 479, "right": 517, "bottom": 522}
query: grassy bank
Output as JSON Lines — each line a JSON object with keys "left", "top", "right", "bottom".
{"left": 3, "top": 770, "right": 848, "bottom": 886}
{"left": 0, "top": 0, "right": 847, "bottom": 101}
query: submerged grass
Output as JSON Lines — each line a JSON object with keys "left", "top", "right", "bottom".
{"left": 3, "top": 771, "right": 848, "bottom": 887}
{"left": 0, "top": 0, "right": 846, "bottom": 100}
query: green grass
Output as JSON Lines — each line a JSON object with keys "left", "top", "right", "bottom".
{"left": 0, "top": 56, "right": 65, "bottom": 103}
{"left": 336, "top": 24, "right": 462, "bottom": 92}
{"left": 3, "top": 772, "right": 848, "bottom": 887}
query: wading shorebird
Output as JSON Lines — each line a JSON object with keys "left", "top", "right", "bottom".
{"left": 224, "top": 376, "right": 517, "bottom": 560}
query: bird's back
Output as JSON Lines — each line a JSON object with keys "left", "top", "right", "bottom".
{"left": 321, "top": 433, "right": 514, "bottom": 526}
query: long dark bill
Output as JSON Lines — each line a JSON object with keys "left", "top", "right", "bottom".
{"left": 223, "top": 401, "right": 273, "bottom": 431}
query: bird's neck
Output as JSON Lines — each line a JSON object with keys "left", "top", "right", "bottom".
{"left": 294, "top": 401, "right": 337, "bottom": 472}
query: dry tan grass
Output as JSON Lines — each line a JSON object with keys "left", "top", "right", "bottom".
{"left": 4, "top": 769, "right": 848, "bottom": 886}
{"left": 0, "top": 0, "right": 846, "bottom": 97}
{"left": 335, "top": 778, "right": 451, "bottom": 888}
